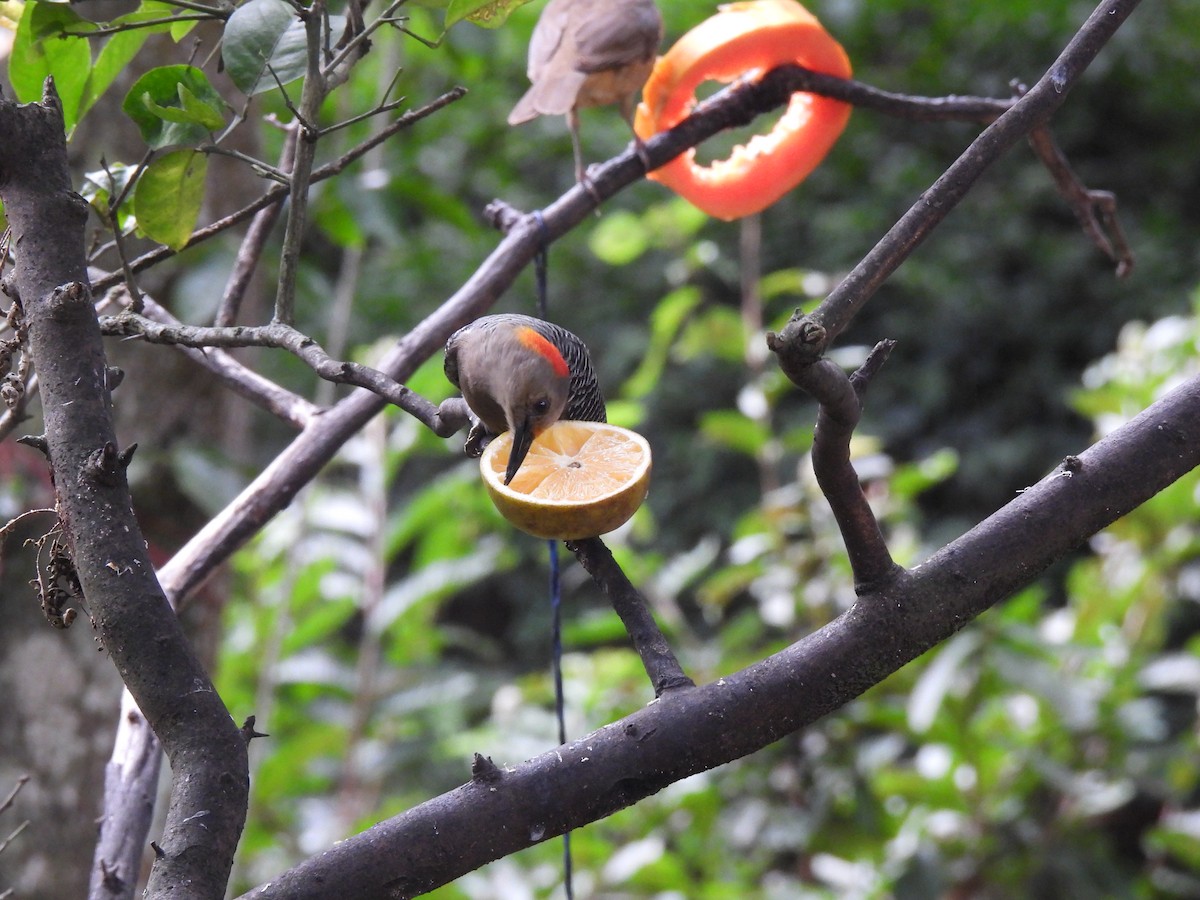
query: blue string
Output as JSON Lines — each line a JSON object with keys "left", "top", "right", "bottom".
{"left": 548, "top": 538, "right": 573, "bottom": 899}
{"left": 535, "top": 212, "right": 569, "bottom": 898}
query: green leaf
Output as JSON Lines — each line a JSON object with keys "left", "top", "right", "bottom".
{"left": 139, "top": 84, "right": 225, "bottom": 130}
{"left": 620, "top": 286, "right": 701, "bottom": 399}
{"left": 27, "top": 0, "right": 94, "bottom": 41}
{"left": 699, "top": 410, "right": 769, "bottom": 456}
{"left": 9, "top": 1, "right": 93, "bottom": 129}
{"left": 83, "top": 2, "right": 187, "bottom": 123}
{"left": 889, "top": 448, "right": 958, "bottom": 500}
{"left": 445, "top": 0, "right": 529, "bottom": 29}
{"left": 312, "top": 189, "right": 366, "bottom": 250}
{"left": 169, "top": 16, "right": 197, "bottom": 41}
{"left": 589, "top": 209, "right": 649, "bottom": 266}
{"left": 223, "top": 0, "right": 307, "bottom": 96}
{"left": 133, "top": 149, "right": 207, "bottom": 250}
{"left": 122, "top": 65, "right": 226, "bottom": 148}
{"left": 677, "top": 306, "right": 744, "bottom": 363}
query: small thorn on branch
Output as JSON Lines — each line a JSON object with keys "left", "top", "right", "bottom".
{"left": 16, "top": 434, "right": 49, "bottom": 458}
{"left": 766, "top": 313, "right": 828, "bottom": 381}
{"left": 849, "top": 339, "right": 897, "bottom": 399}
{"left": 46, "top": 281, "right": 89, "bottom": 321}
{"left": 84, "top": 442, "right": 127, "bottom": 486}
{"left": 470, "top": 753, "right": 502, "bottom": 785}
{"left": 483, "top": 200, "right": 524, "bottom": 235}
{"left": 99, "top": 858, "right": 125, "bottom": 892}
{"left": 240, "top": 715, "right": 269, "bottom": 744}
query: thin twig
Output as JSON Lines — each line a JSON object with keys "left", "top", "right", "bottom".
{"left": 0, "top": 776, "right": 28, "bottom": 817}
{"left": 99, "top": 310, "right": 469, "bottom": 435}
{"left": 316, "top": 94, "right": 408, "bottom": 138}
{"left": 1028, "top": 125, "right": 1133, "bottom": 277}
{"left": 325, "top": 0, "right": 407, "bottom": 74}
{"left": 91, "top": 87, "right": 468, "bottom": 294}
{"left": 201, "top": 145, "right": 290, "bottom": 184}
{"left": 566, "top": 537, "right": 693, "bottom": 696}
{"left": 0, "top": 821, "right": 29, "bottom": 855}
{"left": 100, "top": 156, "right": 147, "bottom": 313}
{"left": 273, "top": 1, "right": 326, "bottom": 325}
{"left": 216, "top": 124, "right": 299, "bottom": 326}
{"left": 0, "top": 367, "right": 37, "bottom": 443}
{"left": 103, "top": 288, "right": 318, "bottom": 428}
{"left": 68, "top": 12, "right": 219, "bottom": 37}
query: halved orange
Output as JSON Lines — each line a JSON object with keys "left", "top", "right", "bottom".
{"left": 480, "top": 421, "right": 652, "bottom": 541}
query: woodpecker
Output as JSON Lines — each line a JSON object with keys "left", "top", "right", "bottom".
{"left": 444, "top": 314, "right": 606, "bottom": 485}
{"left": 508, "top": 0, "right": 663, "bottom": 183}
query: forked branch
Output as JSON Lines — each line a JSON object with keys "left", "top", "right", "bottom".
{"left": 767, "top": 339, "right": 901, "bottom": 591}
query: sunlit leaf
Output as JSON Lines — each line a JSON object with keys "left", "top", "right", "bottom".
{"left": 677, "top": 306, "right": 744, "bottom": 363}
{"left": 133, "top": 149, "right": 207, "bottom": 249}
{"left": 9, "top": 1, "right": 92, "bottom": 128}
{"left": 28, "top": 0, "right": 93, "bottom": 41}
{"left": 906, "top": 630, "right": 982, "bottom": 734}
{"left": 889, "top": 448, "right": 958, "bottom": 500}
{"left": 699, "top": 410, "right": 769, "bottom": 456}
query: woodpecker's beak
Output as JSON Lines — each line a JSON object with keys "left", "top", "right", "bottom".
{"left": 505, "top": 420, "right": 536, "bottom": 485}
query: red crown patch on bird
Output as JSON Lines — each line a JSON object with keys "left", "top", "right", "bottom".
{"left": 517, "top": 327, "right": 570, "bottom": 378}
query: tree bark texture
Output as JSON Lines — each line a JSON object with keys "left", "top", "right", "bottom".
{"left": 0, "top": 82, "right": 248, "bottom": 899}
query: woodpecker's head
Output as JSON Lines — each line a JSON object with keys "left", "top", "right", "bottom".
{"left": 498, "top": 326, "right": 571, "bottom": 484}
{"left": 451, "top": 319, "right": 576, "bottom": 487}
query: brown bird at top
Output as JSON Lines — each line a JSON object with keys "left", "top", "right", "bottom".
{"left": 508, "top": 0, "right": 663, "bottom": 184}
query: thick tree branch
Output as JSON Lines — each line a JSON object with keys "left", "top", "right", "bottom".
{"left": 88, "top": 691, "right": 161, "bottom": 900}
{"left": 239, "top": 371, "right": 1200, "bottom": 900}
{"left": 0, "top": 82, "right": 247, "bottom": 899}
